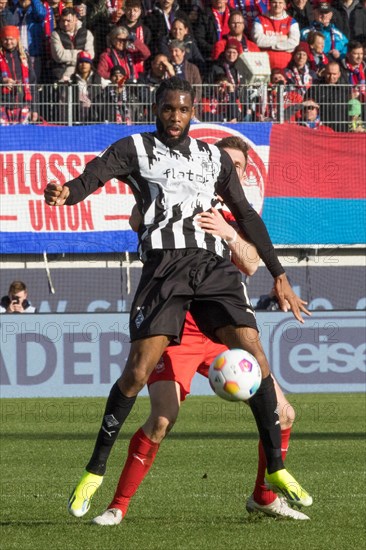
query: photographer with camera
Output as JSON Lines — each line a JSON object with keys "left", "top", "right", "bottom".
{"left": 0, "top": 280, "right": 36, "bottom": 313}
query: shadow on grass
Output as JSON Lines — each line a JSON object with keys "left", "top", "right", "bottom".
{"left": 0, "top": 431, "right": 364, "bottom": 441}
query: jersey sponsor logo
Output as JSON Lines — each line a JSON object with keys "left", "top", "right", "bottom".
{"left": 189, "top": 124, "right": 266, "bottom": 214}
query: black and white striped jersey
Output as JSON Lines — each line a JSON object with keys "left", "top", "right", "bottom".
{"left": 65, "top": 132, "right": 284, "bottom": 277}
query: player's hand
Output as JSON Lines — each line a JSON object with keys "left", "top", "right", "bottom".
{"left": 44, "top": 181, "right": 70, "bottom": 206}
{"left": 274, "top": 273, "right": 311, "bottom": 323}
{"left": 196, "top": 208, "right": 235, "bottom": 241}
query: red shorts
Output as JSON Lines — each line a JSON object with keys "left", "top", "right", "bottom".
{"left": 147, "top": 311, "right": 227, "bottom": 401}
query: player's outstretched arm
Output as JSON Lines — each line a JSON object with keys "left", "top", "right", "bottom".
{"left": 44, "top": 182, "right": 70, "bottom": 206}
{"left": 197, "top": 208, "right": 259, "bottom": 276}
{"left": 274, "top": 273, "right": 311, "bottom": 323}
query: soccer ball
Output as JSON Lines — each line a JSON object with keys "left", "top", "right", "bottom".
{"left": 208, "top": 349, "right": 262, "bottom": 402}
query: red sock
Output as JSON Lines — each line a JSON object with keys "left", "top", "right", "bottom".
{"left": 252, "top": 427, "right": 292, "bottom": 506}
{"left": 108, "top": 427, "right": 159, "bottom": 517}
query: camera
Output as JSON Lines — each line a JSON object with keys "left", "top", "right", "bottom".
{"left": 12, "top": 296, "right": 20, "bottom": 304}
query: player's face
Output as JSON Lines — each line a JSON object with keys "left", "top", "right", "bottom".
{"left": 155, "top": 90, "right": 194, "bottom": 144}
{"left": 224, "top": 147, "right": 247, "bottom": 182}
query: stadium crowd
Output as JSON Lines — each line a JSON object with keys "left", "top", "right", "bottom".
{"left": 0, "top": 0, "right": 365, "bottom": 128}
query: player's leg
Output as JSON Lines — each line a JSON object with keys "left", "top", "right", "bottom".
{"left": 68, "top": 335, "right": 170, "bottom": 517}
{"left": 247, "top": 380, "right": 309, "bottom": 519}
{"left": 215, "top": 325, "right": 312, "bottom": 508}
{"left": 92, "top": 317, "right": 206, "bottom": 524}
{"left": 68, "top": 251, "right": 192, "bottom": 517}
{"left": 92, "top": 380, "right": 181, "bottom": 525}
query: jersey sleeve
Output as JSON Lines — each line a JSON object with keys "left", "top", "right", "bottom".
{"left": 65, "top": 136, "right": 137, "bottom": 205}
{"left": 216, "top": 150, "right": 284, "bottom": 278}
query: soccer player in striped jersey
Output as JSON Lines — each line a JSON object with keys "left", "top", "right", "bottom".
{"left": 90, "top": 137, "right": 309, "bottom": 525}
{"left": 44, "top": 77, "right": 312, "bottom": 521}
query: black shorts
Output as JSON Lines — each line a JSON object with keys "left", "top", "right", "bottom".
{"left": 129, "top": 249, "right": 258, "bottom": 343}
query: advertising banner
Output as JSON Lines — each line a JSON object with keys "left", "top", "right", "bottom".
{"left": 1, "top": 312, "right": 364, "bottom": 398}
{"left": 1, "top": 123, "right": 365, "bottom": 254}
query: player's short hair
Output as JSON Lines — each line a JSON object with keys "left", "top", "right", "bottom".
{"left": 216, "top": 136, "right": 249, "bottom": 164}
{"left": 155, "top": 77, "right": 195, "bottom": 105}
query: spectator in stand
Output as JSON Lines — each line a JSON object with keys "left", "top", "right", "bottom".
{"left": 97, "top": 24, "right": 150, "bottom": 81}
{"left": 229, "top": 0, "right": 268, "bottom": 35}
{"left": 257, "top": 66, "right": 303, "bottom": 120}
{"left": 73, "top": 0, "right": 87, "bottom": 26}
{"left": 332, "top": 0, "right": 366, "bottom": 43}
{"left": 297, "top": 97, "right": 333, "bottom": 129}
{"left": 286, "top": 0, "right": 312, "bottom": 31}
{"left": 209, "top": 36, "right": 246, "bottom": 83}
{"left": 167, "top": 38, "right": 202, "bottom": 103}
{"left": 116, "top": 0, "right": 151, "bottom": 80}
{"left": 177, "top": 0, "right": 204, "bottom": 25}
{"left": 212, "top": 9, "right": 260, "bottom": 60}
{"left": 305, "top": 30, "right": 328, "bottom": 78}
{"left": 339, "top": 40, "right": 366, "bottom": 100}
{"left": 50, "top": 7, "right": 94, "bottom": 82}
{"left": 138, "top": 52, "right": 173, "bottom": 85}
{"left": 347, "top": 93, "right": 366, "bottom": 130}
{"left": 0, "top": 25, "right": 38, "bottom": 124}
{"left": 42, "top": 0, "right": 71, "bottom": 82}
{"left": 251, "top": 0, "right": 300, "bottom": 69}
{"left": 306, "top": 60, "right": 349, "bottom": 131}
{"left": 86, "top": 0, "right": 120, "bottom": 60}
{"left": 202, "top": 72, "right": 242, "bottom": 121}
{"left": 301, "top": 2, "right": 348, "bottom": 60}
{"left": 209, "top": 37, "right": 257, "bottom": 118}
{"left": 0, "top": 280, "right": 36, "bottom": 313}
{"left": 11, "top": 0, "right": 46, "bottom": 81}
{"left": 0, "top": 0, "right": 17, "bottom": 28}
{"left": 106, "top": 0, "right": 125, "bottom": 23}
{"left": 118, "top": 0, "right": 151, "bottom": 49}
{"left": 193, "top": 0, "right": 233, "bottom": 62}
{"left": 137, "top": 52, "right": 173, "bottom": 117}
{"left": 43, "top": 1, "right": 71, "bottom": 41}
{"left": 158, "top": 16, "right": 205, "bottom": 73}
{"left": 145, "top": 0, "right": 187, "bottom": 56}
{"left": 285, "top": 42, "right": 316, "bottom": 97}
{"left": 70, "top": 50, "right": 108, "bottom": 124}
{"left": 104, "top": 65, "right": 134, "bottom": 123}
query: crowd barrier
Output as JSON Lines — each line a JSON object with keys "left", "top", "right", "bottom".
{"left": 1, "top": 83, "right": 364, "bottom": 129}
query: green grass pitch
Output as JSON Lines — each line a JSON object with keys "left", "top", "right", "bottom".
{"left": 1, "top": 393, "right": 365, "bottom": 550}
